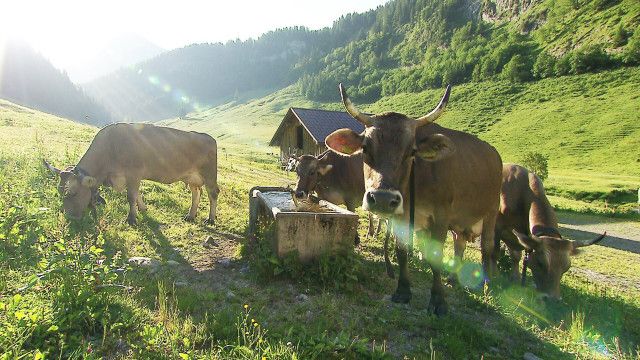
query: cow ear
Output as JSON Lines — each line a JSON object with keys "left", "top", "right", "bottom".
{"left": 43, "top": 160, "right": 61, "bottom": 175}
{"left": 415, "top": 134, "right": 456, "bottom": 161}
{"left": 325, "top": 129, "right": 363, "bottom": 155}
{"left": 318, "top": 164, "right": 333, "bottom": 175}
{"left": 81, "top": 176, "right": 98, "bottom": 188}
{"left": 512, "top": 229, "right": 542, "bottom": 251}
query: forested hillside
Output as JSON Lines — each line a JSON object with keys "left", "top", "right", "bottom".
{"left": 0, "top": 40, "right": 112, "bottom": 125}
{"left": 86, "top": 0, "right": 639, "bottom": 121}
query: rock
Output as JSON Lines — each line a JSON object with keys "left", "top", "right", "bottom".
{"left": 218, "top": 258, "right": 232, "bottom": 267}
{"left": 296, "top": 294, "right": 309, "bottom": 302}
{"left": 128, "top": 257, "right": 160, "bottom": 269}
{"left": 226, "top": 290, "right": 235, "bottom": 299}
{"left": 114, "top": 338, "right": 130, "bottom": 354}
{"left": 523, "top": 352, "right": 542, "bottom": 360}
{"left": 203, "top": 235, "right": 218, "bottom": 248}
{"left": 166, "top": 260, "right": 180, "bottom": 266}
{"left": 240, "top": 264, "right": 250, "bottom": 274}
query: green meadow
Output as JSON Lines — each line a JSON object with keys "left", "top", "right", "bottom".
{"left": 1, "top": 66, "right": 640, "bottom": 358}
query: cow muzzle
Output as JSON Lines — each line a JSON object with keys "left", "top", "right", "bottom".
{"left": 295, "top": 190, "right": 307, "bottom": 199}
{"left": 363, "top": 189, "right": 403, "bottom": 215}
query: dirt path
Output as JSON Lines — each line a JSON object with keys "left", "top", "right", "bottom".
{"left": 557, "top": 211, "right": 640, "bottom": 254}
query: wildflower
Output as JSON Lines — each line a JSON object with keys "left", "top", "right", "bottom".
{"left": 251, "top": 318, "right": 255, "bottom": 323}
{"left": 253, "top": 322, "right": 259, "bottom": 327}
{"left": 243, "top": 304, "right": 249, "bottom": 310}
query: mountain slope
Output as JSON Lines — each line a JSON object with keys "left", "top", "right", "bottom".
{"left": 87, "top": 0, "right": 639, "bottom": 121}
{"left": 0, "top": 40, "right": 112, "bottom": 125}
{"left": 68, "top": 34, "right": 164, "bottom": 83}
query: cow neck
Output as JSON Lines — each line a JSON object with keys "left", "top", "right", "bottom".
{"left": 531, "top": 225, "right": 561, "bottom": 239}
{"left": 76, "top": 151, "right": 102, "bottom": 182}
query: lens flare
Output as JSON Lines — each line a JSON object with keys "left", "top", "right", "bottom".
{"left": 457, "top": 263, "right": 484, "bottom": 289}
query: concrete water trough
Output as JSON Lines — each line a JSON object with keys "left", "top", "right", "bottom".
{"left": 248, "top": 186, "right": 358, "bottom": 262}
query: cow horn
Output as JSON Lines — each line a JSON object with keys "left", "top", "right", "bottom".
{"left": 43, "top": 160, "right": 61, "bottom": 175}
{"left": 339, "top": 83, "right": 373, "bottom": 127}
{"left": 573, "top": 232, "right": 606, "bottom": 249}
{"left": 416, "top": 84, "right": 451, "bottom": 127}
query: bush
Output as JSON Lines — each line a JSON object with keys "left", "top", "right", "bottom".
{"left": 612, "top": 23, "right": 628, "bottom": 47}
{"left": 533, "top": 51, "right": 557, "bottom": 79}
{"left": 555, "top": 53, "right": 573, "bottom": 76}
{"left": 570, "top": 44, "right": 613, "bottom": 74}
{"left": 623, "top": 30, "right": 640, "bottom": 65}
{"left": 501, "top": 54, "right": 531, "bottom": 82}
{"left": 521, "top": 151, "right": 549, "bottom": 181}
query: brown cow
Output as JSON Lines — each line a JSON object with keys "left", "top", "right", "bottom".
{"left": 294, "top": 150, "right": 394, "bottom": 274}
{"left": 294, "top": 150, "right": 376, "bottom": 243}
{"left": 496, "top": 164, "right": 605, "bottom": 299}
{"left": 44, "top": 123, "right": 219, "bottom": 225}
{"left": 325, "top": 84, "right": 502, "bottom": 315}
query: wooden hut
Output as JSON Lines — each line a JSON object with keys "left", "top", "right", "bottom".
{"left": 270, "top": 108, "right": 365, "bottom": 164}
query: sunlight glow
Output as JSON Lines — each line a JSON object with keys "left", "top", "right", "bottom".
{"left": 0, "top": 0, "right": 389, "bottom": 77}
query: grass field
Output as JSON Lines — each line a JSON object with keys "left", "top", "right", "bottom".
{"left": 1, "top": 97, "right": 640, "bottom": 358}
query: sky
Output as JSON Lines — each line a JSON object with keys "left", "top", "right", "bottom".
{"left": 0, "top": 0, "right": 389, "bottom": 72}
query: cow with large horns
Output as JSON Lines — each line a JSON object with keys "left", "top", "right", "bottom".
{"left": 496, "top": 164, "right": 606, "bottom": 299}
{"left": 325, "top": 84, "right": 502, "bottom": 315}
{"left": 44, "top": 123, "right": 219, "bottom": 225}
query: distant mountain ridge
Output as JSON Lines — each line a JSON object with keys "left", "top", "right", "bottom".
{"left": 0, "top": 40, "right": 112, "bottom": 125}
{"left": 85, "top": 0, "right": 639, "bottom": 122}
{"left": 66, "top": 34, "right": 165, "bottom": 83}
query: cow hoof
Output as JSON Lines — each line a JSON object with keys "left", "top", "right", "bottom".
{"left": 428, "top": 298, "right": 448, "bottom": 316}
{"left": 183, "top": 215, "right": 195, "bottom": 222}
{"left": 391, "top": 291, "right": 411, "bottom": 304}
{"left": 203, "top": 218, "right": 215, "bottom": 226}
{"left": 127, "top": 217, "right": 137, "bottom": 226}
{"left": 354, "top": 235, "right": 360, "bottom": 246}
{"left": 445, "top": 275, "right": 458, "bottom": 286}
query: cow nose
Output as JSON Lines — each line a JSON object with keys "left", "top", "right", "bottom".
{"left": 295, "top": 191, "right": 306, "bottom": 198}
{"left": 364, "top": 190, "right": 402, "bottom": 214}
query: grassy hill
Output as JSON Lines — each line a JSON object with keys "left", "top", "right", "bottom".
{"left": 2, "top": 98, "right": 640, "bottom": 358}
{"left": 165, "top": 68, "right": 640, "bottom": 214}
{"left": 86, "top": 0, "right": 640, "bottom": 121}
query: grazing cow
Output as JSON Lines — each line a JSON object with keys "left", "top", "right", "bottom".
{"left": 44, "top": 123, "right": 219, "bottom": 225}
{"left": 294, "top": 150, "right": 379, "bottom": 245}
{"left": 324, "top": 84, "right": 502, "bottom": 315}
{"left": 495, "top": 164, "right": 605, "bottom": 299}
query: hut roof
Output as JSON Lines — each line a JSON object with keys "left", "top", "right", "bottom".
{"left": 269, "top": 108, "right": 365, "bottom": 146}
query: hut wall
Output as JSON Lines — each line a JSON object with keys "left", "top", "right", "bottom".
{"left": 279, "top": 121, "right": 321, "bottom": 162}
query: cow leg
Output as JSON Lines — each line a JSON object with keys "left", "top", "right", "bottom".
{"left": 367, "top": 212, "right": 376, "bottom": 237}
{"left": 184, "top": 185, "right": 200, "bottom": 222}
{"left": 204, "top": 183, "right": 219, "bottom": 225}
{"left": 346, "top": 203, "right": 360, "bottom": 246}
{"left": 383, "top": 220, "right": 395, "bottom": 279}
{"left": 447, "top": 231, "right": 469, "bottom": 285}
{"left": 481, "top": 213, "right": 499, "bottom": 280}
{"left": 137, "top": 193, "right": 147, "bottom": 212}
{"left": 424, "top": 226, "right": 448, "bottom": 316}
{"left": 391, "top": 223, "right": 412, "bottom": 303}
{"left": 126, "top": 181, "right": 141, "bottom": 226}
{"left": 509, "top": 247, "right": 522, "bottom": 282}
